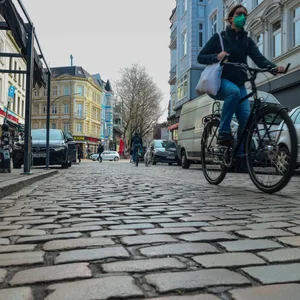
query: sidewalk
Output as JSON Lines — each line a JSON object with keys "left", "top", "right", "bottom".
{"left": 0, "top": 167, "right": 58, "bottom": 199}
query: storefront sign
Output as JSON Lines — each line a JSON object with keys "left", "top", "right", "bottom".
{"left": 0, "top": 109, "right": 19, "bottom": 123}
{"left": 87, "top": 137, "right": 99, "bottom": 143}
{"left": 74, "top": 136, "right": 85, "bottom": 141}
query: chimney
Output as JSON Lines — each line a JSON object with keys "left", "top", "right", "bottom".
{"left": 70, "top": 54, "right": 73, "bottom": 66}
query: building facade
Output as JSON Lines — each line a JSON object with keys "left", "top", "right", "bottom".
{"left": 0, "top": 24, "right": 26, "bottom": 137}
{"left": 224, "top": 0, "right": 300, "bottom": 108}
{"left": 31, "top": 66, "right": 102, "bottom": 155}
{"left": 168, "top": 0, "right": 224, "bottom": 141}
{"left": 113, "top": 98, "right": 124, "bottom": 152}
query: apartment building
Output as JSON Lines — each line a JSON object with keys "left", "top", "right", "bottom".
{"left": 31, "top": 66, "right": 103, "bottom": 154}
{"left": 168, "top": 0, "right": 224, "bottom": 141}
{"left": 224, "top": 0, "right": 300, "bottom": 108}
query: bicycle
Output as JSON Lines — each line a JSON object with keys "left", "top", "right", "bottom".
{"left": 135, "top": 145, "right": 142, "bottom": 167}
{"left": 201, "top": 60, "right": 298, "bottom": 194}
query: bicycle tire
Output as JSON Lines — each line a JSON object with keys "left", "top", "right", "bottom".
{"left": 135, "top": 149, "right": 139, "bottom": 167}
{"left": 201, "top": 121, "right": 227, "bottom": 185}
{"left": 245, "top": 106, "right": 297, "bottom": 193}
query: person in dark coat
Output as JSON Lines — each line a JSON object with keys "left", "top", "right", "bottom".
{"left": 97, "top": 141, "right": 104, "bottom": 163}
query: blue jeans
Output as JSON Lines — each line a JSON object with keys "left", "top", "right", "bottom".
{"left": 211, "top": 79, "right": 250, "bottom": 155}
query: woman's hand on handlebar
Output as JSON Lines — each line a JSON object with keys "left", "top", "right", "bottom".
{"left": 270, "top": 64, "right": 290, "bottom": 75}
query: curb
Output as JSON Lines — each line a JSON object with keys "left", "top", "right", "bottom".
{"left": 0, "top": 170, "right": 58, "bottom": 200}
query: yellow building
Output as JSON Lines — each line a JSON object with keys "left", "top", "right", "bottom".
{"left": 31, "top": 66, "right": 102, "bottom": 155}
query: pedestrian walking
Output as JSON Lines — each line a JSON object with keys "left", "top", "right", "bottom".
{"left": 97, "top": 141, "right": 104, "bottom": 163}
{"left": 77, "top": 146, "right": 83, "bottom": 163}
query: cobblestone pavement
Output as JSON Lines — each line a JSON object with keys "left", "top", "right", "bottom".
{"left": 0, "top": 160, "right": 300, "bottom": 300}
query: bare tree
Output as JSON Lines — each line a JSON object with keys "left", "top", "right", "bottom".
{"left": 116, "top": 63, "right": 164, "bottom": 144}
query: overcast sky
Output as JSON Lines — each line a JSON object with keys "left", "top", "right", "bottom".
{"left": 20, "top": 0, "right": 175, "bottom": 121}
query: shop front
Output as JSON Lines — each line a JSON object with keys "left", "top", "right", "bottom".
{"left": 168, "top": 122, "right": 179, "bottom": 143}
{"left": 73, "top": 136, "right": 100, "bottom": 158}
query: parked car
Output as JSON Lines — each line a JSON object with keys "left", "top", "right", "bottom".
{"left": 12, "top": 129, "right": 73, "bottom": 169}
{"left": 276, "top": 106, "right": 300, "bottom": 169}
{"left": 177, "top": 90, "right": 282, "bottom": 169}
{"left": 90, "top": 153, "right": 100, "bottom": 161}
{"left": 101, "top": 150, "right": 120, "bottom": 161}
{"left": 144, "top": 139, "right": 180, "bottom": 166}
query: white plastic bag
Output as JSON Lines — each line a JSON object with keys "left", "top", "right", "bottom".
{"left": 196, "top": 33, "right": 224, "bottom": 96}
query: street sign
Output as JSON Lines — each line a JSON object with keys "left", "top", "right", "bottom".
{"left": 8, "top": 85, "right": 16, "bottom": 98}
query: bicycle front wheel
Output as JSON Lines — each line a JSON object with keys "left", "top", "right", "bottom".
{"left": 201, "top": 121, "right": 227, "bottom": 185}
{"left": 246, "top": 106, "right": 297, "bottom": 194}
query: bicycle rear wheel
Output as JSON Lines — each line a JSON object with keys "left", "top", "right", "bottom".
{"left": 201, "top": 121, "right": 227, "bottom": 185}
{"left": 245, "top": 106, "right": 297, "bottom": 194}
{"left": 135, "top": 150, "right": 139, "bottom": 167}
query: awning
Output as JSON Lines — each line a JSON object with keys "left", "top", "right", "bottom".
{"left": 168, "top": 123, "right": 179, "bottom": 131}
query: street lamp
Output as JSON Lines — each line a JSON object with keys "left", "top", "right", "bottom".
{"left": 45, "top": 92, "right": 80, "bottom": 169}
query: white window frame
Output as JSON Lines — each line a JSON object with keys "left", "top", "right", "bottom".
{"left": 34, "top": 90, "right": 39, "bottom": 97}
{"left": 199, "top": 23, "right": 204, "bottom": 48}
{"left": 63, "top": 86, "right": 70, "bottom": 95}
{"left": 51, "top": 123, "right": 57, "bottom": 129}
{"left": 272, "top": 21, "right": 282, "bottom": 58}
{"left": 77, "top": 85, "right": 84, "bottom": 96}
{"left": 77, "top": 103, "right": 83, "bottom": 118}
{"left": 293, "top": 7, "right": 300, "bottom": 47}
{"left": 52, "top": 105, "right": 57, "bottom": 114}
{"left": 63, "top": 122, "right": 69, "bottom": 132}
{"left": 256, "top": 33, "right": 264, "bottom": 54}
{"left": 76, "top": 123, "right": 83, "bottom": 133}
{"left": 177, "top": 74, "right": 188, "bottom": 101}
{"left": 182, "top": 0, "right": 187, "bottom": 15}
{"left": 63, "top": 103, "right": 69, "bottom": 114}
{"left": 181, "top": 30, "right": 187, "bottom": 58}
{"left": 52, "top": 86, "right": 58, "bottom": 96}
{"left": 211, "top": 12, "right": 218, "bottom": 36}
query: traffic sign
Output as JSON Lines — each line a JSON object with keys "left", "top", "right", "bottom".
{"left": 8, "top": 85, "right": 16, "bottom": 98}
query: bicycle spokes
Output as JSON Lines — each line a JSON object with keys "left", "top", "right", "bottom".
{"left": 246, "top": 107, "right": 297, "bottom": 193}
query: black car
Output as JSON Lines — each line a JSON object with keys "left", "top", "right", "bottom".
{"left": 13, "top": 129, "right": 75, "bottom": 169}
{"left": 145, "top": 139, "right": 180, "bottom": 166}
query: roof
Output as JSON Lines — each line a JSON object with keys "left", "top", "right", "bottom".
{"left": 50, "top": 66, "right": 102, "bottom": 88}
{"left": 105, "top": 80, "right": 112, "bottom": 92}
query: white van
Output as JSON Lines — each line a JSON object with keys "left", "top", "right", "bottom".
{"left": 177, "top": 91, "right": 281, "bottom": 169}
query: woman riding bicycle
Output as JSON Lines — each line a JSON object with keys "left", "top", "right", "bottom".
{"left": 197, "top": 4, "right": 285, "bottom": 150}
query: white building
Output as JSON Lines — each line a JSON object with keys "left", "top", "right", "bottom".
{"left": 224, "top": 0, "right": 300, "bottom": 108}
{"left": 0, "top": 15, "right": 26, "bottom": 133}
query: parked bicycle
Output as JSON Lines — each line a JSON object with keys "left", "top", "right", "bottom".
{"left": 201, "top": 60, "right": 297, "bottom": 194}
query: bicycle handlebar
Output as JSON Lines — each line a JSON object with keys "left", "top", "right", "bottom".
{"left": 220, "top": 55, "right": 290, "bottom": 76}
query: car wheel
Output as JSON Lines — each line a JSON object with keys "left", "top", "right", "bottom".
{"left": 61, "top": 162, "right": 69, "bottom": 169}
{"left": 114, "top": 157, "right": 119, "bottom": 161}
{"left": 181, "top": 150, "right": 190, "bottom": 169}
{"left": 68, "top": 161, "right": 72, "bottom": 167}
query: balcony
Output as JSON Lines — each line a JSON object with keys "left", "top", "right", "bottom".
{"left": 113, "top": 123, "right": 124, "bottom": 133}
{"left": 168, "top": 65, "right": 177, "bottom": 85}
{"left": 169, "top": 27, "right": 177, "bottom": 49}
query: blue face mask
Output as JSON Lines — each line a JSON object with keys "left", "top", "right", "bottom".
{"left": 234, "top": 14, "right": 247, "bottom": 28}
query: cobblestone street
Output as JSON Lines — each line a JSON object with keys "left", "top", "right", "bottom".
{"left": 1, "top": 160, "right": 300, "bottom": 300}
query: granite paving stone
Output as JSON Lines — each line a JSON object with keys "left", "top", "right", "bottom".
{"left": 258, "top": 248, "right": 300, "bottom": 262}
{"left": 236, "top": 229, "right": 293, "bottom": 238}
{"left": 0, "top": 225, "right": 23, "bottom": 230}
{"left": 159, "top": 222, "right": 209, "bottom": 228}
{"left": 45, "top": 276, "right": 143, "bottom": 300}
{"left": 219, "top": 239, "right": 283, "bottom": 252}
{"left": 0, "top": 238, "right": 10, "bottom": 245}
{"left": 140, "top": 243, "right": 219, "bottom": 257}
{"left": 121, "top": 234, "right": 177, "bottom": 245}
{"left": 10, "top": 263, "right": 92, "bottom": 285}
{"left": 0, "top": 251, "right": 44, "bottom": 267}
{"left": 55, "top": 246, "right": 130, "bottom": 264}
{"left": 0, "top": 244, "right": 37, "bottom": 253}
{"left": 243, "top": 263, "right": 300, "bottom": 284}
{"left": 229, "top": 284, "right": 300, "bottom": 300}
{"left": 0, "top": 229, "right": 46, "bottom": 237}
{"left": 0, "top": 268, "right": 7, "bottom": 283}
{"left": 52, "top": 226, "right": 102, "bottom": 234}
{"left": 17, "top": 233, "right": 82, "bottom": 243}
{"left": 193, "top": 252, "right": 265, "bottom": 268}
{"left": 0, "top": 287, "right": 33, "bottom": 300}
{"left": 109, "top": 223, "right": 155, "bottom": 230}
{"left": 142, "top": 227, "right": 198, "bottom": 235}
{"left": 246, "top": 222, "right": 292, "bottom": 230}
{"left": 90, "top": 229, "right": 137, "bottom": 237}
{"left": 43, "top": 237, "right": 114, "bottom": 251}
{"left": 203, "top": 225, "right": 245, "bottom": 232}
{"left": 277, "top": 236, "right": 300, "bottom": 246}
{"left": 179, "top": 232, "right": 237, "bottom": 242}
{"left": 144, "top": 269, "right": 250, "bottom": 292}
{"left": 144, "top": 296, "right": 221, "bottom": 300}
{"left": 102, "top": 257, "right": 185, "bottom": 272}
